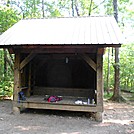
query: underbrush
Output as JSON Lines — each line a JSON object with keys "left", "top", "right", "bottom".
{"left": 0, "top": 81, "right": 13, "bottom": 97}
{"left": 104, "top": 92, "right": 113, "bottom": 100}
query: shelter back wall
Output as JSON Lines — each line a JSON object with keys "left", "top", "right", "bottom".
{"left": 34, "top": 55, "right": 96, "bottom": 89}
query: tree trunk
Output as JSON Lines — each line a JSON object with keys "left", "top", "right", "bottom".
{"left": 74, "top": 0, "right": 80, "bottom": 16}
{"left": 112, "top": 48, "right": 120, "bottom": 100}
{"left": 89, "top": 0, "right": 93, "bottom": 16}
{"left": 106, "top": 48, "right": 110, "bottom": 95}
{"left": 42, "top": 0, "right": 45, "bottom": 18}
{"left": 71, "top": 0, "right": 74, "bottom": 16}
{"left": 5, "top": 53, "right": 14, "bottom": 72}
{"left": 4, "top": 49, "right": 7, "bottom": 80}
{"left": 113, "top": 0, "right": 118, "bottom": 23}
{"left": 110, "top": 0, "right": 125, "bottom": 102}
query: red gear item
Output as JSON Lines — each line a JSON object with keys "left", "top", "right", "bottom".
{"left": 47, "top": 96, "right": 62, "bottom": 102}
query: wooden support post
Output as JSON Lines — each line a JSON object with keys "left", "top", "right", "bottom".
{"left": 95, "top": 112, "right": 103, "bottom": 122}
{"left": 13, "top": 53, "right": 21, "bottom": 114}
{"left": 95, "top": 48, "right": 104, "bottom": 121}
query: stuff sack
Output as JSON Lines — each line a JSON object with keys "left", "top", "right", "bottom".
{"left": 47, "top": 96, "right": 62, "bottom": 102}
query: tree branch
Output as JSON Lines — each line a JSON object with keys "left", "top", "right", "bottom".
{"left": 92, "top": 0, "right": 105, "bottom": 11}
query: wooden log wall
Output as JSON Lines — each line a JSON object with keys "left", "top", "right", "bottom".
{"left": 33, "top": 87, "right": 96, "bottom": 99}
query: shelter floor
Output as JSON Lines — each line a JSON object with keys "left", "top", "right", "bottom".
{"left": 20, "top": 95, "right": 96, "bottom": 106}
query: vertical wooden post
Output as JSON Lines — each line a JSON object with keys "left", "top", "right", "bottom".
{"left": 95, "top": 48, "right": 104, "bottom": 121}
{"left": 13, "top": 53, "right": 21, "bottom": 114}
{"left": 33, "top": 63, "right": 36, "bottom": 93}
{"left": 27, "top": 62, "right": 32, "bottom": 97}
{"left": 21, "top": 68, "right": 26, "bottom": 87}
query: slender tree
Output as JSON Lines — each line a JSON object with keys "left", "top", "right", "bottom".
{"left": 74, "top": 0, "right": 80, "bottom": 16}
{"left": 4, "top": 49, "right": 7, "bottom": 80}
{"left": 110, "top": 0, "right": 125, "bottom": 102}
{"left": 41, "top": 0, "right": 45, "bottom": 17}
{"left": 71, "top": 0, "right": 74, "bottom": 16}
{"left": 106, "top": 48, "right": 110, "bottom": 95}
{"left": 89, "top": 0, "right": 93, "bottom": 16}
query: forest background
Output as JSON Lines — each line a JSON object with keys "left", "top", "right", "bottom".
{"left": 0, "top": 0, "right": 133, "bottom": 99}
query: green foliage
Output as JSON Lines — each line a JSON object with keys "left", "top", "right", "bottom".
{"left": 73, "top": 0, "right": 97, "bottom": 16}
{"left": 104, "top": 0, "right": 113, "bottom": 15}
{"left": 0, "top": 5, "right": 20, "bottom": 33}
{"left": 103, "top": 44, "right": 134, "bottom": 91}
{"left": 0, "top": 5, "right": 19, "bottom": 97}
{"left": 103, "top": 48, "right": 114, "bottom": 91}
{"left": 44, "top": 1, "right": 62, "bottom": 17}
{"left": 120, "top": 44, "right": 134, "bottom": 91}
{"left": 8, "top": 0, "right": 99, "bottom": 18}
{"left": 0, "top": 80, "right": 13, "bottom": 97}
{"left": 0, "top": 50, "right": 14, "bottom": 97}
{"left": 104, "top": 92, "right": 113, "bottom": 99}
{"left": 23, "top": 0, "right": 42, "bottom": 18}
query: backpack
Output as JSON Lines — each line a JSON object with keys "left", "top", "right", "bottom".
{"left": 18, "top": 91, "right": 26, "bottom": 101}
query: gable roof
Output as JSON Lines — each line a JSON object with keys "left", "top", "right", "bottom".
{"left": 0, "top": 16, "right": 123, "bottom": 47}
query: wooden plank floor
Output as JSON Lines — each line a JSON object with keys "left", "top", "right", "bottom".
{"left": 21, "top": 95, "right": 96, "bottom": 106}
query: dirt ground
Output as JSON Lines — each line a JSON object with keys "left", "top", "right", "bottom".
{"left": 0, "top": 94, "right": 134, "bottom": 134}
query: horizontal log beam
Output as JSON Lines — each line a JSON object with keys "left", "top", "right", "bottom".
{"left": 21, "top": 45, "right": 96, "bottom": 49}
{"left": 20, "top": 48, "right": 96, "bottom": 54}
{"left": 17, "top": 101, "right": 103, "bottom": 112}
{"left": 11, "top": 45, "right": 97, "bottom": 54}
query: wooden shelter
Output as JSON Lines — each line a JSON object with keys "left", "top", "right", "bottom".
{"left": 0, "top": 16, "right": 122, "bottom": 121}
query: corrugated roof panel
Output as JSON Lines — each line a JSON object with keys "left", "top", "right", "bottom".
{"left": 100, "top": 17, "right": 112, "bottom": 44}
{"left": 65, "top": 18, "right": 76, "bottom": 44}
{"left": 84, "top": 18, "right": 91, "bottom": 44}
{"left": 77, "top": 18, "right": 86, "bottom": 44}
{"left": 109, "top": 17, "right": 123, "bottom": 44}
{"left": 107, "top": 18, "right": 118, "bottom": 44}
{"left": 0, "top": 16, "right": 123, "bottom": 46}
{"left": 90, "top": 17, "right": 96, "bottom": 44}
{"left": 95, "top": 17, "right": 104, "bottom": 44}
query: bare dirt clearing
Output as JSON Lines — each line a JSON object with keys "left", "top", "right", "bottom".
{"left": 0, "top": 95, "right": 134, "bottom": 134}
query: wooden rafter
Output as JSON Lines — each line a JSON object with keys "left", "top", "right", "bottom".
{"left": 80, "top": 54, "right": 96, "bottom": 71}
{"left": 20, "top": 53, "right": 36, "bottom": 70}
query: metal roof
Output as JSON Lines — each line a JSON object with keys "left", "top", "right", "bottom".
{"left": 0, "top": 16, "right": 123, "bottom": 46}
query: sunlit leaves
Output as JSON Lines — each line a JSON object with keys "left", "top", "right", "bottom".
{"left": 0, "top": 6, "right": 20, "bottom": 33}
{"left": 120, "top": 44, "right": 134, "bottom": 90}
{"left": 103, "top": 44, "right": 134, "bottom": 91}
{"left": 0, "top": 49, "right": 14, "bottom": 97}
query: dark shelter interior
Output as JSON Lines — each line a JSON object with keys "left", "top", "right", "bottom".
{"left": 21, "top": 53, "right": 97, "bottom": 102}
{"left": 35, "top": 54, "right": 96, "bottom": 89}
